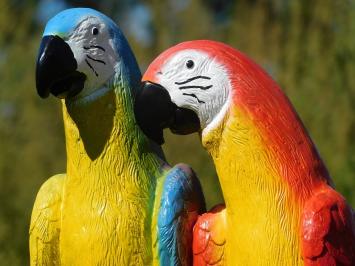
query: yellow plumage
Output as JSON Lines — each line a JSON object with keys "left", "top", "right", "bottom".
{"left": 30, "top": 88, "right": 163, "bottom": 265}
{"left": 202, "top": 106, "right": 303, "bottom": 265}
{"left": 31, "top": 9, "right": 206, "bottom": 265}
{"left": 30, "top": 174, "right": 64, "bottom": 265}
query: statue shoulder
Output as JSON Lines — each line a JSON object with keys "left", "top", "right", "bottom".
{"left": 29, "top": 174, "right": 66, "bottom": 265}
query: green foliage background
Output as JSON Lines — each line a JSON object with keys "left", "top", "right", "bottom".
{"left": 0, "top": 0, "right": 354, "bottom": 264}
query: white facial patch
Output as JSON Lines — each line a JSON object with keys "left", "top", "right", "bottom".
{"left": 157, "top": 50, "right": 231, "bottom": 134}
{"left": 66, "top": 16, "right": 118, "bottom": 101}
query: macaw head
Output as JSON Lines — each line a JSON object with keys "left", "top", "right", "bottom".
{"left": 137, "top": 40, "right": 332, "bottom": 198}
{"left": 36, "top": 8, "right": 140, "bottom": 103}
{"left": 136, "top": 40, "right": 293, "bottom": 146}
{"left": 135, "top": 40, "right": 239, "bottom": 145}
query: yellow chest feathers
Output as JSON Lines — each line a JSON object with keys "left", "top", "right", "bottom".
{"left": 59, "top": 90, "right": 160, "bottom": 265}
{"left": 203, "top": 107, "right": 303, "bottom": 265}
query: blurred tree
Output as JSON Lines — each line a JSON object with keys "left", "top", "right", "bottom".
{"left": 0, "top": 0, "right": 66, "bottom": 264}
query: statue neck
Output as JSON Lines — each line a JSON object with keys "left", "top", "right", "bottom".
{"left": 62, "top": 88, "right": 160, "bottom": 197}
{"left": 205, "top": 116, "right": 292, "bottom": 213}
{"left": 204, "top": 108, "right": 307, "bottom": 266}
{"left": 59, "top": 86, "right": 162, "bottom": 264}
{"left": 203, "top": 106, "right": 327, "bottom": 211}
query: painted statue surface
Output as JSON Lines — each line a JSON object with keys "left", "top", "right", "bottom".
{"left": 30, "top": 8, "right": 205, "bottom": 265}
{"left": 136, "top": 40, "right": 355, "bottom": 265}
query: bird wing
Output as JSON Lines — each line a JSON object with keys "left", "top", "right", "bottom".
{"left": 157, "top": 163, "right": 206, "bottom": 266}
{"left": 29, "top": 174, "right": 65, "bottom": 265}
{"left": 301, "top": 187, "right": 355, "bottom": 266}
{"left": 193, "top": 204, "right": 227, "bottom": 266}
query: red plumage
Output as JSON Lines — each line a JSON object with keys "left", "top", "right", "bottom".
{"left": 301, "top": 187, "right": 355, "bottom": 265}
{"left": 193, "top": 204, "right": 226, "bottom": 266}
{"left": 143, "top": 40, "right": 355, "bottom": 265}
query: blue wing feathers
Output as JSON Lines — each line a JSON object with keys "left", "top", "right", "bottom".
{"left": 158, "top": 164, "right": 205, "bottom": 266}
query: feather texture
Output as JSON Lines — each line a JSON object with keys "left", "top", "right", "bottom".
{"left": 301, "top": 188, "right": 355, "bottom": 265}
{"left": 30, "top": 174, "right": 64, "bottom": 265}
{"left": 193, "top": 204, "right": 226, "bottom": 266}
{"left": 30, "top": 8, "right": 206, "bottom": 265}
{"left": 158, "top": 164, "right": 206, "bottom": 266}
{"left": 142, "top": 40, "right": 355, "bottom": 265}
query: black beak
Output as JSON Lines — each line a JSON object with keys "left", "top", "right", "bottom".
{"left": 36, "top": 35, "right": 86, "bottom": 99}
{"left": 134, "top": 81, "right": 200, "bottom": 145}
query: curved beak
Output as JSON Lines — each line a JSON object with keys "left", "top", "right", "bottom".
{"left": 134, "top": 81, "right": 200, "bottom": 145}
{"left": 36, "top": 35, "right": 86, "bottom": 99}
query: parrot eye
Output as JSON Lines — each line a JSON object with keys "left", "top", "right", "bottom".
{"left": 92, "top": 27, "right": 99, "bottom": 35}
{"left": 186, "top": 60, "right": 194, "bottom": 69}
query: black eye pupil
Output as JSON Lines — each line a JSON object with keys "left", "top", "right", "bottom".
{"left": 186, "top": 60, "right": 194, "bottom": 69}
{"left": 92, "top": 27, "right": 99, "bottom": 35}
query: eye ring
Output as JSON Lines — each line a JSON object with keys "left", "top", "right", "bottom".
{"left": 186, "top": 60, "right": 194, "bottom": 69}
{"left": 92, "top": 27, "right": 99, "bottom": 35}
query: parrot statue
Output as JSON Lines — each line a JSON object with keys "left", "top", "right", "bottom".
{"left": 134, "top": 40, "right": 355, "bottom": 265}
{"left": 31, "top": 8, "right": 206, "bottom": 265}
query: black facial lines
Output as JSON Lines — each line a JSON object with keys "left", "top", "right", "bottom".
{"left": 175, "top": 75, "right": 211, "bottom": 85}
{"left": 182, "top": 93, "right": 205, "bottom": 103}
{"left": 85, "top": 59, "right": 98, "bottom": 77}
{"left": 179, "top": 85, "right": 212, "bottom": 90}
{"left": 86, "top": 55, "right": 106, "bottom": 65}
{"left": 175, "top": 75, "right": 212, "bottom": 91}
{"left": 83, "top": 45, "right": 106, "bottom": 52}
{"left": 83, "top": 44, "right": 106, "bottom": 77}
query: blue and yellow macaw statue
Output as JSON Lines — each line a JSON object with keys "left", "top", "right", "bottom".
{"left": 30, "top": 8, "right": 205, "bottom": 265}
